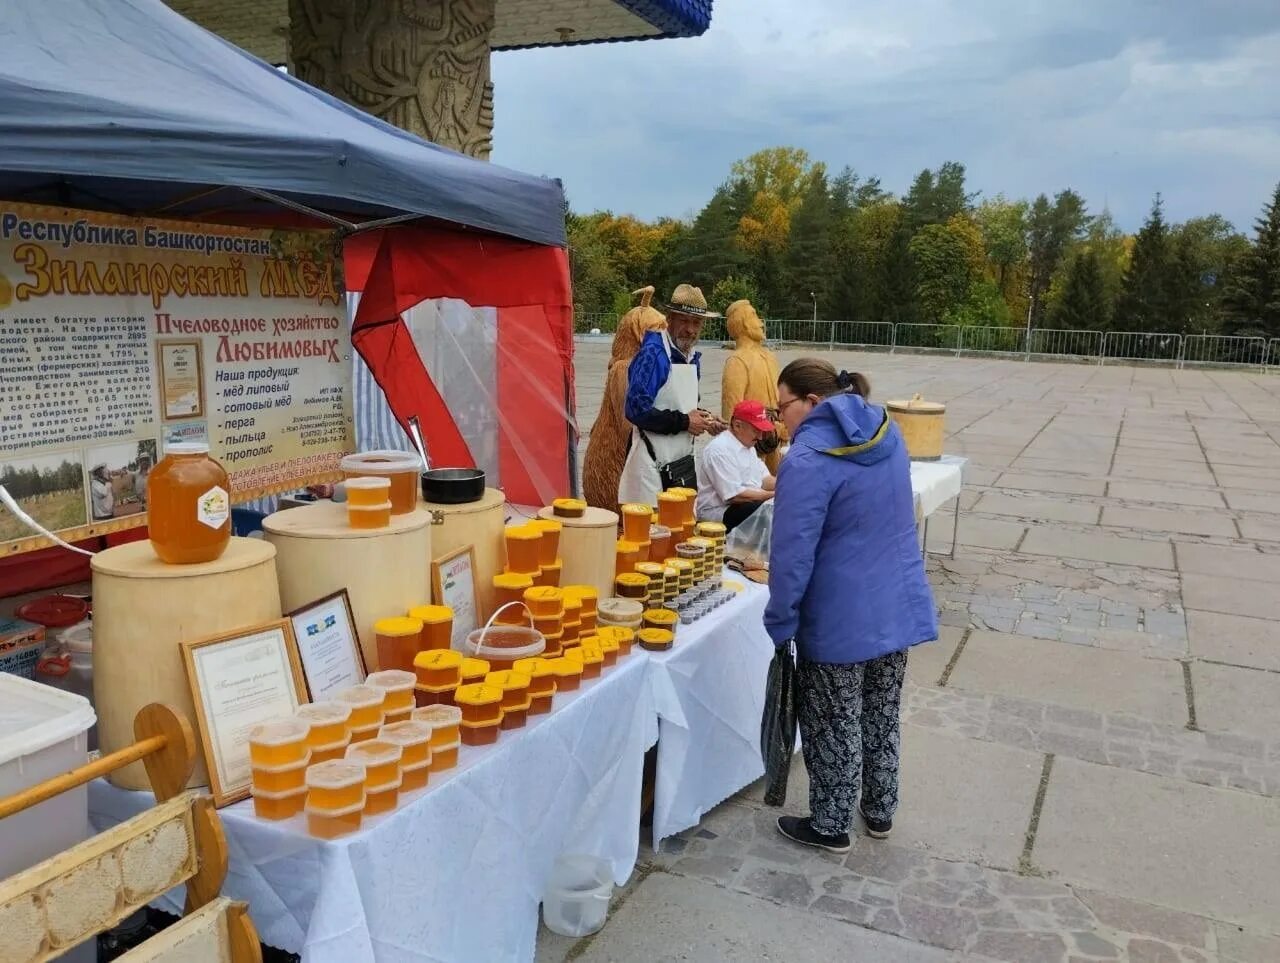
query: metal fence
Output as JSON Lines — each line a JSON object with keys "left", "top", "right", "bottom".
{"left": 575, "top": 314, "right": 1279, "bottom": 371}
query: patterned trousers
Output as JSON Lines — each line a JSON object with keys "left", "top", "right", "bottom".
{"left": 796, "top": 650, "right": 909, "bottom": 836}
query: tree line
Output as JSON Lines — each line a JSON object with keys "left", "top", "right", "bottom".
{"left": 568, "top": 147, "right": 1280, "bottom": 342}
{"left": 2, "top": 459, "right": 83, "bottom": 499}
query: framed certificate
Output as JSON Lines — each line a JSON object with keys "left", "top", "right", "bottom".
{"left": 287, "top": 589, "right": 367, "bottom": 701}
{"left": 181, "top": 620, "right": 308, "bottom": 807}
{"left": 157, "top": 341, "right": 204, "bottom": 420}
{"left": 432, "top": 544, "right": 479, "bottom": 648}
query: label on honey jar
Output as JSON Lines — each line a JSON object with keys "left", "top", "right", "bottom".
{"left": 197, "top": 486, "right": 230, "bottom": 529}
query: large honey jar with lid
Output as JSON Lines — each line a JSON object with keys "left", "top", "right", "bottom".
{"left": 147, "top": 443, "right": 231, "bottom": 564}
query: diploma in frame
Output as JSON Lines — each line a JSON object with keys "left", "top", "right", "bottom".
{"left": 287, "top": 589, "right": 367, "bottom": 701}
{"left": 181, "top": 619, "right": 308, "bottom": 806}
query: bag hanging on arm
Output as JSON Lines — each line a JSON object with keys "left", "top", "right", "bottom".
{"left": 638, "top": 429, "right": 697, "bottom": 491}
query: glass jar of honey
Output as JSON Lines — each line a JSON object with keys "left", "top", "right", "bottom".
{"left": 147, "top": 443, "right": 231, "bottom": 565}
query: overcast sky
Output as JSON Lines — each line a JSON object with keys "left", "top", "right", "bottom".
{"left": 490, "top": 0, "right": 1280, "bottom": 233}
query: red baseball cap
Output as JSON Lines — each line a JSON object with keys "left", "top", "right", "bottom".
{"left": 732, "top": 400, "right": 775, "bottom": 432}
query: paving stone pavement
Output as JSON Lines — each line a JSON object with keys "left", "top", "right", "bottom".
{"left": 539, "top": 345, "right": 1280, "bottom": 963}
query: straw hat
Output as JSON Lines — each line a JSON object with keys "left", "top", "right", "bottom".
{"left": 665, "top": 283, "right": 720, "bottom": 319}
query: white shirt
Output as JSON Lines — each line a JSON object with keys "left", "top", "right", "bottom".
{"left": 695, "top": 430, "right": 767, "bottom": 522}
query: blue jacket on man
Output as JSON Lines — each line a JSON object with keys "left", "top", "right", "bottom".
{"left": 624, "top": 331, "right": 701, "bottom": 434}
{"left": 763, "top": 392, "right": 938, "bottom": 664}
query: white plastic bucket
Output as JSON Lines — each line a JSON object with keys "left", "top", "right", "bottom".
{"left": 541, "top": 854, "right": 614, "bottom": 938}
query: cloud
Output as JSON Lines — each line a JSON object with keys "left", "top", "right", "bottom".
{"left": 490, "top": 0, "right": 1280, "bottom": 232}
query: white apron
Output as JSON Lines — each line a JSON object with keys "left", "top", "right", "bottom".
{"left": 617, "top": 332, "right": 699, "bottom": 507}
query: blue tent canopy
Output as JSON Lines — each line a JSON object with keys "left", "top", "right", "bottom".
{"left": 0, "top": 0, "right": 567, "bottom": 246}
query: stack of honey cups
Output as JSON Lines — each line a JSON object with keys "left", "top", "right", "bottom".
{"left": 635, "top": 562, "right": 666, "bottom": 609}
{"left": 413, "top": 649, "right": 464, "bottom": 706}
{"left": 345, "top": 476, "right": 392, "bottom": 531}
{"left": 378, "top": 719, "right": 434, "bottom": 792}
{"left": 662, "top": 564, "right": 680, "bottom": 602}
{"left": 492, "top": 572, "right": 535, "bottom": 625}
{"left": 665, "top": 557, "right": 695, "bottom": 595}
{"left": 345, "top": 738, "right": 403, "bottom": 815}
{"left": 485, "top": 669, "right": 532, "bottom": 730}
{"left": 676, "top": 541, "right": 708, "bottom": 581}
{"left": 512, "top": 657, "right": 557, "bottom": 715}
{"left": 411, "top": 704, "right": 462, "bottom": 773}
{"left": 337, "top": 683, "right": 386, "bottom": 743}
{"left": 596, "top": 625, "right": 636, "bottom": 659}
{"left": 668, "top": 487, "right": 698, "bottom": 541}
{"left": 565, "top": 637, "right": 604, "bottom": 680}
{"left": 656, "top": 491, "right": 685, "bottom": 541}
{"left": 304, "top": 760, "right": 366, "bottom": 839}
{"left": 504, "top": 523, "right": 542, "bottom": 581}
{"left": 695, "top": 520, "right": 727, "bottom": 571}
{"left": 454, "top": 681, "right": 504, "bottom": 745}
{"left": 615, "top": 538, "right": 641, "bottom": 577}
{"left": 249, "top": 719, "right": 312, "bottom": 820}
{"left": 295, "top": 701, "right": 353, "bottom": 764}
{"left": 564, "top": 585, "right": 599, "bottom": 633}
{"left": 524, "top": 586, "right": 564, "bottom": 656}
{"left": 366, "top": 669, "right": 416, "bottom": 726}
{"left": 562, "top": 594, "right": 583, "bottom": 649}
{"left": 531, "top": 518, "right": 562, "bottom": 587}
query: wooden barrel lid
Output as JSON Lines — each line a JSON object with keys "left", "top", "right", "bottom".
{"left": 423, "top": 487, "right": 506, "bottom": 516}
{"left": 886, "top": 393, "right": 945, "bottom": 414}
{"left": 262, "top": 500, "right": 430, "bottom": 539}
{"left": 90, "top": 535, "right": 275, "bottom": 579}
{"left": 537, "top": 505, "right": 619, "bottom": 530}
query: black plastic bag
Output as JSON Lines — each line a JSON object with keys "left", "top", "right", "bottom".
{"left": 760, "top": 641, "right": 798, "bottom": 807}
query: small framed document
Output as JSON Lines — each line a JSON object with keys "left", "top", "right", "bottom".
{"left": 432, "top": 544, "right": 480, "bottom": 647}
{"left": 157, "top": 340, "right": 205, "bottom": 420}
{"left": 181, "top": 619, "right": 308, "bottom": 807}
{"left": 287, "top": 589, "right": 367, "bottom": 701}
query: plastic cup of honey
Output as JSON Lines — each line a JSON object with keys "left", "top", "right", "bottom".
{"left": 252, "top": 753, "right": 311, "bottom": 794}
{"left": 373, "top": 617, "right": 424, "bottom": 673}
{"left": 408, "top": 604, "right": 454, "bottom": 651}
{"left": 366, "top": 668, "right": 417, "bottom": 715}
{"left": 305, "top": 760, "right": 366, "bottom": 812}
{"left": 336, "top": 685, "right": 386, "bottom": 730}
{"left": 306, "top": 799, "right": 365, "bottom": 839}
{"left": 363, "top": 776, "right": 402, "bottom": 816}
{"left": 561, "top": 584, "right": 599, "bottom": 617}
{"left": 252, "top": 784, "right": 308, "bottom": 821}
{"left": 530, "top": 518, "right": 562, "bottom": 566}
{"left": 411, "top": 704, "right": 462, "bottom": 750}
{"left": 295, "top": 701, "right": 352, "bottom": 749}
{"left": 551, "top": 498, "right": 586, "bottom": 519}
{"left": 344, "top": 476, "right": 391, "bottom": 507}
{"left": 378, "top": 720, "right": 434, "bottom": 770}
{"left": 248, "top": 719, "right": 310, "bottom": 768}
{"left": 523, "top": 586, "right": 565, "bottom": 618}
{"left": 413, "top": 648, "right": 463, "bottom": 691}
{"left": 549, "top": 656, "right": 584, "bottom": 691}
{"left": 504, "top": 524, "right": 543, "bottom": 575}
{"left": 348, "top": 502, "right": 393, "bottom": 530}
{"left": 344, "top": 739, "right": 404, "bottom": 791}
{"left": 400, "top": 759, "right": 431, "bottom": 793}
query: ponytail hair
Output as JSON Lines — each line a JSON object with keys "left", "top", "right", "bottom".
{"left": 778, "top": 357, "right": 870, "bottom": 400}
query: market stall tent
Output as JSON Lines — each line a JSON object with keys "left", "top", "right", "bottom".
{"left": 0, "top": 0, "right": 575, "bottom": 593}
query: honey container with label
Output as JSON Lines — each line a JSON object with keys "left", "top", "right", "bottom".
{"left": 248, "top": 719, "right": 310, "bottom": 768}
{"left": 504, "top": 524, "right": 543, "bottom": 575}
{"left": 306, "top": 800, "right": 365, "bottom": 839}
{"left": 348, "top": 502, "right": 392, "bottom": 530}
{"left": 344, "top": 476, "right": 391, "bottom": 506}
{"left": 374, "top": 616, "right": 424, "bottom": 673}
{"left": 620, "top": 503, "right": 653, "bottom": 543}
{"left": 551, "top": 497, "right": 587, "bottom": 519}
{"left": 548, "top": 656, "right": 583, "bottom": 692}
{"left": 531, "top": 518, "right": 562, "bottom": 566}
{"left": 295, "top": 702, "right": 352, "bottom": 749}
{"left": 512, "top": 657, "right": 556, "bottom": 715}
{"left": 337, "top": 685, "right": 386, "bottom": 731}
{"left": 147, "top": 442, "right": 231, "bottom": 564}
{"left": 306, "top": 760, "right": 367, "bottom": 811}
{"left": 614, "top": 540, "right": 641, "bottom": 577}
{"left": 408, "top": 604, "right": 454, "bottom": 651}
{"left": 366, "top": 668, "right": 417, "bottom": 715}
{"left": 252, "top": 754, "right": 311, "bottom": 794}
{"left": 251, "top": 784, "right": 308, "bottom": 821}
{"left": 345, "top": 739, "right": 403, "bottom": 791}
{"left": 340, "top": 451, "right": 421, "bottom": 514}
{"left": 486, "top": 669, "right": 532, "bottom": 731}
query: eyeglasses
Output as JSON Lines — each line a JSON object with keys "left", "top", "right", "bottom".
{"left": 777, "top": 396, "right": 806, "bottom": 415}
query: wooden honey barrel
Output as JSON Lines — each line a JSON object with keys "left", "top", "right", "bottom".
{"left": 91, "top": 536, "right": 281, "bottom": 790}
{"left": 423, "top": 488, "right": 506, "bottom": 619}
{"left": 263, "top": 501, "right": 431, "bottom": 672}
{"left": 885, "top": 395, "right": 946, "bottom": 461}
{"left": 537, "top": 505, "right": 618, "bottom": 601}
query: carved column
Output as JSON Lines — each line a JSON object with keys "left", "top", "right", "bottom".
{"left": 289, "top": 0, "right": 496, "bottom": 159}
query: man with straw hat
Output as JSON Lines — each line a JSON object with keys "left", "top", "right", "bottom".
{"left": 618, "top": 284, "right": 725, "bottom": 507}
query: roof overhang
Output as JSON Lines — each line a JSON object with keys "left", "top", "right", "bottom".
{"left": 492, "top": 0, "right": 712, "bottom": 51}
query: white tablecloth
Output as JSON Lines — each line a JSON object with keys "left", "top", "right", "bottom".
{"left": 911, "top": 454, "right": 967, "bottom": 518}
{"left": 91, "top": 651, "right": 656, "bottom": 963}
{"left": 646, "top": 581, "right": 774, "bottom": 847}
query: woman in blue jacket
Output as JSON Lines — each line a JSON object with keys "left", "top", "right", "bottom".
{"left": 765, "top": 358, "right": 937, "bottom": 853}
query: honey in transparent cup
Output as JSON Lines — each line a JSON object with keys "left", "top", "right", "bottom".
{"left": 366, "top": 668, "right": 417, "bottom": 714}
{"left": 344, "top": 476, "right": 391, "bottom": 507}
{"left": 378, "top": 720, "right": 434, "bottom": 768}
{"left": 414, "top": 648, "right": 463, "bottom": 688}
{"left": 251, "top": 784, "right": 308, "bottom": 821}
{"left": 305, "top": 760, "right": 366, "bottom": 811}
{"left": 667, "top": 487, "right": 697, "bottom": 524}
{"left": 459, "top": 657, "right": 491, "bottom": 686}
{"left": 533, "top": 613, "right": 563, "bottom": 638}
{"left": 656, "top": 491, "right": 685, "bottom": 529}
{"left": 536, "top": 560, "right": 563, "bottom": 587}
{"left": 383, "top": 707, "right": 413, "bottom": 726}
{"left": 460, "top": 718, "right": 501, "bottom": 746}
{"left": 348, "top": 502, "right": 393, "bottom": 530}
{"left": 252, "top": 753, "right": 311, "bottom": 793}
{"left": 306, "top": 799, "right": 364, "bottom": 839}
{"left": 408, "top": 604, "right": 454, "bottom": 651}
{"left": 596, "top": 626, "right": 636, "bottom": 657}
{"left": 597, "top": 635, "right": 619, "bottom": 667}
{"left": 493, "top": 573, "right": 535, "bottom": 618}
{"left": 561, "top": 585, "right": 599, "bottom": 617}
{"left": 248, "top": 719, "right": 310, "bottom": 768}
{"left": 411, "top": 704, "right": 462, "bottom": 748}
{"left": 648, "top": 525, "right": 674, "bottom": 563}
{"left": 310, "top": 741, "right": 348, "bottom": 764}
{"left": 349, "top": 722, "right": 381, "bottom": 743}
{"left": 429, "top": 737, "right": 460, "bottom": 773}
{"left": 523, "top": 586, "right": 564, "bottom": 618}
{"left": 615, "top": 540, "right": 641, "bottom": 577}
{"left": 340, "top": 450, "right": 421, "bottom": 515}
{"left": 147, "top": 443, "right": 231, "bottom": 565}
{"left": 345, "top": 739, "right": 403, "bottom": 790}
{"left": 401, "top": 759, "right": 430, "bottom": 793}
{"left": 364, "top": 777, "right": 402, "bottom": 816}
{"left": 373, "top": 617, "right": 423, "bottom": 674}
{"left": 337, "top": 684, "right": 386, "bottom": 730}
{"left": 453, "top": 682, "right": 504, "bottom": 725}
{"left": 505, "top": 524, "right": 543, "bottom": 575}
{"left": 620, "top": 503, "right": 653, "bottom": 543}
{"left": 548, "top": 657, "right": 583, "bottom": 691}
{"left": 294, "top": 702, "right": 352, "bottom": 749}
{"left": 531, "top": 518, "right": 562, "bottom": 566}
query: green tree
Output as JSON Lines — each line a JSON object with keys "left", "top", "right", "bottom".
{"left": 975, "top": 196, "right": 1028, "bottom": 302}
{"left": 1223, "top": 182, "right": 1280, "bottom": 339}
{"left": 902, "top": 161, "right": 972, "bottom": 233}
{"left": 784, "top": 170, "right": 835, "bottom": 317}
{"left": 567, "top": 213, "right": 624, "bottom": 316}
{"left": 670, "top": 179, "right": 752, "bottom": 291}
{"left": 1114, "top": 194, "right": 1175, "bottom": 332}
{"left": 909, "top": 222, "right": 977, "bottom": 323}
{"left": 1049, "top": 251, "right": 1110, "bottom": 330}
{"left": 1027, "top": 189, "right": 1089, "bottom": 326}
{"left": 836, "top": 200, "right": 904, "bottom": 325}
{"left": 709, "top": 275, "right": 764, "bottom": 316}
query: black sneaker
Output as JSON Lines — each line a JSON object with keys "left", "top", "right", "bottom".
{"left": 776, "top": 816, "right": 851, "bottom": 854}
{"left": 860, "top": 809, "right": 892, "bottom": 839}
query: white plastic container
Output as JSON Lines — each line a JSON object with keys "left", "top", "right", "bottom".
{"left": 541, "top": 854, "right": 614, "bottom": 938}
{"left": 0, "top": 674, "right": 96, "bottom": 881}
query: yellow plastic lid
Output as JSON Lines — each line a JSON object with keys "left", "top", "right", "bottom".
{"left": 344, "top": 739, "right": 403, "bottom": 768}
{"left": 596, "top": 635, "right": 619, "bottom": 654}
{"left": 635, "top": 562, "right": 665, "bottom": 577}
{"left": 616, "top": 539, "right": 641, "bottom": 553}
{"left": 548, "top": 657, "right": 583, "bottom": 678}
{"left": 411, "top": 704, "right": 463, "bottom": 727}
{"left": 577, "top": 639, "right": 603, "bottom": 664}
{"left": 295, "top": 702, "right": 352, "bottom": 727}
{"left": 644, "top": 609, "right": 678, "bottom": 626}
{"left": 493, "top": 572, "right": 535, "bottom": 590}
{"left": 414, "top": 649, "right": 464, "bottom": 671}
{"left": 336, "top": 684, "right": 384, "bottom": 711}
{"left": 616, "top": 573, "right": 649, "bottom": 588}
{"left": 454, "top": 682, "right": 503, "bottom": 707}
{"left": 306, "top": 759, "right": 366, "bottom": 791}
{"left": 378, "top": 720, "right": 433, "bottom": 747}
{"left": 594, "top": 626, "right": 635, "bottom": 644}
{"left": 531, "top": 518, "right": 562, "bottom": 534}
{"left": 460, "top": 657, "right": 491, "bottom": 680}
{"left": 562, "top": 585, "right": 599, "bottom": 603}
{"left": 696, "top": 521, "right": 727, "bottom": 536}
{"left": 512, "top": 657, "right": 554, "bottom": 679}
{"left": 621, "top": 502, "right": 652, "bottom": 516}
{"left": 562, "top": 595, "right": 583, "bottom": 614}
{"left": 667, "top": 487, "right": 697, "bottom": 500}
{"left": 345, "top": 476, "right": 391, "bottom": 492}
{"left": 408, "top": 604, "right": 453, "bottom": 624}
{"left": 688, "top": 537, "right": 717, "bottom": 550}
{"left": 524, "top": 586, "right": 564, "bottom": 605}
{"left": 664, "top": 558, "right": 694, "bottom": 573}
{"left": 374, "top": 616, "right": 423, "bottom": 638}
{"left": 249, "top": 719, "right": 309, "bottom": 747}
{"left": 657, "top": 491, "right": 685, "bottom": 504}
{"left": 506, "top": 523, "right": 543, "bottom": 541}
{"left": 638, "top": 628, "right": 675, "bottom": 647}
{"left": 366, "top": 669, "right": 416, "bottom": 693}
{"left": 484, "top": 670, "right": 532, "bottom": 691}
